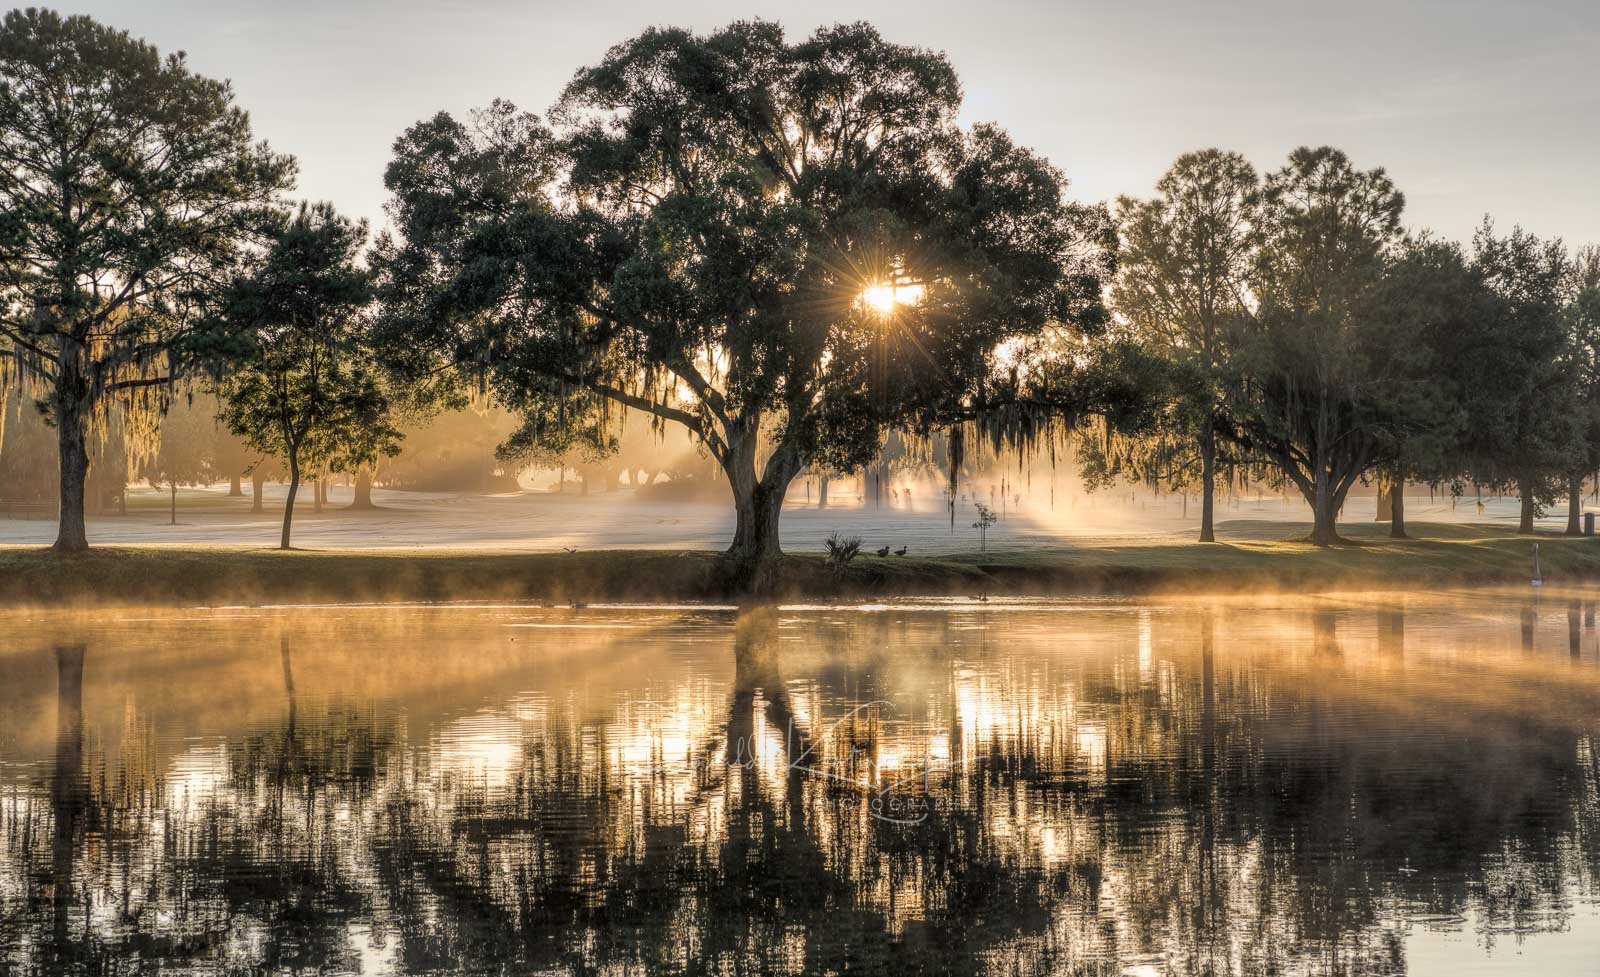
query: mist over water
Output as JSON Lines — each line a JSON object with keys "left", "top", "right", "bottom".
{"left": 3, "top": 593, "right": 1599, "bottom": 975}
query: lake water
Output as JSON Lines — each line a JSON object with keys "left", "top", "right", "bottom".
{"left": 2, "top": 592, "right": 1599, "bottom": 976}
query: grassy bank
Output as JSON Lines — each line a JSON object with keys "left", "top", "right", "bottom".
{"left": 3, "top": 520, "right": 1598, "bottom": 608}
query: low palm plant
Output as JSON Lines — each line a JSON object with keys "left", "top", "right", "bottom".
{"left": 825, "top": 532, "right": 863, "bottom": 570}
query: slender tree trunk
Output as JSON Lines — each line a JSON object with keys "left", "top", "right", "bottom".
{"left": 251, "top": 469, "right": 266, "bottom": 514}
{"left": 312, "top": 478, "right": 325, "bottom": 513}
{"left": 1199, "top": 415, "right": 1216, "bottom": 542}
{"left": 169, "top": 482, "right": 177, "bottom": 526}
{"left": 1566, "top": 475, "right": 1582, "bottom": 536}
{"left": 52, "top": 395, "right": 90, "bottom": 553}
{"left": 228, "top": 473, "right": 243, "bottom": 497}
{"left": 817, "top": 474, "right": 829, "bottom": 510}
{"left": 1390, "top": 478, "right": 1406, "bottom": 539}
{"left": 281, "top": 453, "right": 300, "bottom": 550}
{"left": 1518, "top": 475, "right": 1536, "bottom": 534}
{"left": 350, "top": 467, "right": 376, "bottom": 510}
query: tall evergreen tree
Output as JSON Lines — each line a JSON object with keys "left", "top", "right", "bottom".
{"left": 1112, "top": 149, "right": 1258, "bottom": 542}
{"left": 0, "top": 9, "right": 293, "bottom": 550}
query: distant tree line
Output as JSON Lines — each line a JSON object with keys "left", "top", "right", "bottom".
{"left": 1106, "top": 149, "right": 1600, "bottom": 543}
{"left": 1, "top": 10, "right": 1596, "bottom": 583}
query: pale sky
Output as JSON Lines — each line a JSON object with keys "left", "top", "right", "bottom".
{"left": 70, "top": 0, "right": 1600, "bottom": 247}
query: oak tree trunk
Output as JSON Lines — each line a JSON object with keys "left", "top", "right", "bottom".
{"left": 350, "top": 468, "right": 376, "bottom": 510}
{"left": 723, "top": 430, "right": 801, "bottom": 595}
{"left": 1310, "top": 465, "right": 1337, "bottom": 546}
{"left": 1518, "top": 476, "right": 1536, "bottom": 534}
{"left": 251, "top": 469, "right": 266, "bottom": 514}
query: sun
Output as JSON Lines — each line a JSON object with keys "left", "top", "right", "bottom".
{"left": 860, "top": 281, "right": 923, "bottom": 315}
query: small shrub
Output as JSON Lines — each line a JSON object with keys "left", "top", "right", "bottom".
{"left": 825, "top": 532, "right": 863, "bottom": 569}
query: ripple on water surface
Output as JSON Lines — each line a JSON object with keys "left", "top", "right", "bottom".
{"left": 1, "top": 590, "right": 1599, "bottom": 976}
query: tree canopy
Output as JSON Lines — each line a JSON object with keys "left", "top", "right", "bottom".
{"left": 215, "top": 202, "right": 399, "bottom": 549}
{"left": 0, "top": 8, "right": 294, "bottom": 549}
{"left": 1227, "top": 147, "right": 1409, "bottom": 544}
{"left": 375, "top": 20, "right": 1118, "bottom": 586}
{"left": 1111, "top": 149, "right": 1258, "bottom": 541}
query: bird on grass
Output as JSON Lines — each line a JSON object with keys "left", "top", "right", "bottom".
{"left": 876, "top": 545, "right": 891, "bottom": 557}
{"left": 894, "top": 546, "right": 907, "bottom": 556}
{"left": 562, "top": 546, "right": 577, "bottom": 554}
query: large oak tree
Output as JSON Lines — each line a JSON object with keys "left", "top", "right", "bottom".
{"left": 1231, "top": 147, "right": 1407, "bottom": 545}
{"left": 376, "top": 21, "right": 1115, "bottom": 587}
{"left": 0, "top": 9, "right": 293, "bottom": 550}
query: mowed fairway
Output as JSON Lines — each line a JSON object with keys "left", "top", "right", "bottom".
{"left": 2, "top": 488, "right": 1592, "bottom": 606}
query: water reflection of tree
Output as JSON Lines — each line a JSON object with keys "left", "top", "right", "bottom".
{"left": 353, "top": 609, "right": 1072, "bottom": 974}
{"left": 5, "top": 604, "right": 1600, "bottom": 976}
{"left": 2, "top": 639, "right": 403, "bottom": 975}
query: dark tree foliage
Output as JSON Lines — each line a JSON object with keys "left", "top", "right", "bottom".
{"left": 215, "top": 203, "right": 399, "bottom": 549}
{"left": 1230, "top": 147, "right": 1408, "bottom": 545}
{"left": 1112, "top": 149, "right": 1258, "bottom": 541}
{"left": 1458, "top": 221, "right": 1580, "bottom": 533}
{"left": 1362, "top": 236, "right": 1485, "bottom": 538}
{"left": 0, "top": 9, "right": 293, "bottom": 550}
{"left": 1560, "top": 247, "right": 1600, "bottom": 533}
{"left": 375, "top": 21, "right": 1117, "bottom": 588}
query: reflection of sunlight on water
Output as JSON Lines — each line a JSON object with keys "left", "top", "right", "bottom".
{"left": 1138, "top": 608, "right": 1154, "bottom": 683}
{"left": 350, "top": 923, "right": 399, "bottom": 977}
{"left": 1076, "top": 722, "right": 1107, "bottom": 775}
{"left": 5, "top": 593, "right": 1600, "bottom": 974}
{"left": 610, "top": 691, "right": 708, "bottom": 790}
{"left": 165, "top": 740, "right": 230, "bottom": 803}
{"left": 429, "top": 711, "right": 525, "bottom": 792}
